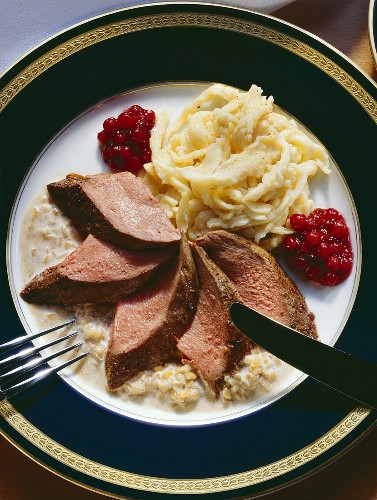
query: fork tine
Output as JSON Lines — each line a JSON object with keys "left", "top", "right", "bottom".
{"left": 0, "top": 341, "right": 84, "bottom": 384}
{"left": 0, "top": 320, "right": 75, "bottom": 355}
{"left": 0, "top": 352, "right": 88, "bottom": 401}
{"left": 0, "top": 331, "right": 79, "bottom": 372}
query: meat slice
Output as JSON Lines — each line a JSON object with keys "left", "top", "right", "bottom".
{"left": 197, "top": 230, "right": 317, "bottom": 338}
{"left": 177, "top": 246, "right": 252, "bottom": 395}
{"left": 105, "top": 235, "right": 198, "bottom": 390}
{"left": 21, "top": 235, "right": 175, "bottom": 305}
{"left": 47, "top": 172, "right": 181, "bottom": 249}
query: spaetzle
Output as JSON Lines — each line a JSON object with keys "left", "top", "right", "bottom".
{"left": 142, "top": 84, "right": 330, "bottom": 250}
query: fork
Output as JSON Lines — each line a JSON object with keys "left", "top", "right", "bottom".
{"left": 0, "top": 320, "right": 87, "bottom": 401}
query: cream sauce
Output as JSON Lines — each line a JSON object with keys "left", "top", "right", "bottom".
{"left": 19, "top": 188, "right": 283, "bottom": 415}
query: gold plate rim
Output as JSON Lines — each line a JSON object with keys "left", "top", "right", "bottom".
{"left": 0, "top": 400, "right": 372, "bottom": 494}
{"left": 1, "top": 7, "right": 377, "bottom": 120}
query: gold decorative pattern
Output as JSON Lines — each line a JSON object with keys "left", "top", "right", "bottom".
{"left": 0, "top": 400, "right": 371, "bottom": 493}
{"left": 0, "top": 13, "right": 376, "bottom": 122}
{"left": 1, "top": 9, "right": 375, "bottom": 496}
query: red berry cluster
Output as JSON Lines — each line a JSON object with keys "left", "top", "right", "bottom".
{"left": 283, "top": 208, "right": 353, "bottom": 286}
{"left": 97, "top": 105, "right": 155, "bottom": 173}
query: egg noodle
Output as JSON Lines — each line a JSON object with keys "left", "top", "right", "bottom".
{"left": 142, "top": 84, "right": 331, "bottom": 250}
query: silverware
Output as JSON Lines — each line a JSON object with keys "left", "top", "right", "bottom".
{"left": 230, "top": 302, "right": 377, "bottom": 410}
{"left": 0, "top": 320, "right": 87, "bottom": 401}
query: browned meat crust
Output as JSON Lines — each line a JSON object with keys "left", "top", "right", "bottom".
{"left": 21, "top": 235, "right": 176, "bottom": 305}
{"left": 105, "top": 235, "right": 198, "bottom": 390}
{"left": 177, "top": 245, "right": 253, "bottom": 395}
{"left": 197, "top": 230, "right": 317, "bottom": 339}
{"left": 161, "top": 233, "right": 199, "bottom": 341}
{"left": 47, "top": 172, "right": 181, "bottom": 249}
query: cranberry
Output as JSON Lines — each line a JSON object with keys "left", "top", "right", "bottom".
{"left": 144, "top": 109, "right": 156, "bottom": 121}
{"left": 312, "top": 208, "right": 326, "bottom": 217}
{"left": 317, "top": 242, "right": 332, "bottom": 259}
{"left": 98, "top": 104, "right": 156, "bottom": 173}
{"left": 283, "top": 207, "right": 353, "bottom": 287}
{"left": 318, "top": 228, "right": 328, "bottom": 241}
{"left": 298, "top": 240, "right": 312, "bottom": 254}
{"left": 119, "top": 145, "right": 131, "bottom": 158}
{"left": 129, "top": 127, "right": 150, "bottom": 143}
{"left": 325, "top": 208, "right": 340, "bottom": 221}
{"left": 340, "top": 256, "right": 353, "bottom": 274}
{"left": 330, "top": 241, "right": 344, "bottom": 255}
{"left": 101, "top": 146, "right": 111, "bottom": 162}
{"left": 284, "top": 235, "right": 299, "bottom": 251}
{"left": 306, "top": 215, "right": 321, "bottom": 230}
{"left": 110, "top": 145, "right": 120, "bottom": 157}
{"left": 108, "top": 159, "right": 122, "bottom": 171}
{"left": 128, "top": 105, "right": 144, "bottom": 117}
{"left": 142, "top": 121, "right": 153, "bottom": 131}
{"left": 141, "top": 148, "right": 152, "bottom": 163}
{"left": 326, "top": 255, "right": 340, "bottom": 272}
{"left": 305, "top": 230, "right": 321, "bottom": 246}
{"left": 324, "top": 219, "right": 336, "bottom": 232}
{"left": 307, "top": 266, "right": 321, "bottom": 281}
{"left": 97, "top": 130, "right": 108, "bottom": 144}
{"left": 143, "top": 110, "right": 156, "bottom": 128}
{"left": 103, "top": 117, "right": 118, "bottom": 132}
{"left": 117, "top": 112, "right": 137, "bottom": 129}
{"left": 295, "top": 256, "right": 307, "bottom": 269}
{"left": 322, "top": 272, "right": 338, "bottom": 286}
{"left": 290, "top": 213, "right": 307, "bottom": 231}
{"left": 332, "top": 221, "right": 349, "bottom": 239}
{"left": 126, "top": 155, "right": 143, "bottom": 173}
{"left": 113, "top": 130, "right": 126, "bottom": 145}
{"left": 344, "top": 239, "right": 352, "bottom": 251}
{"left": 323, "top": 231, "right": 335, "bottom": 243}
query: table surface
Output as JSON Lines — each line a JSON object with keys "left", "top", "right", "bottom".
{"left": 1, "top": 0, "right": 376, "bottom": 499}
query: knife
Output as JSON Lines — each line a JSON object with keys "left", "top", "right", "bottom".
{"left": 229, "top": 302, "right": 377, "bottom": 410}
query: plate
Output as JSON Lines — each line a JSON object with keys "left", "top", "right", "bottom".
{"left": 1, "top": 3, "right": 376, "bottom": 498}
{"left": 8, "top": 82, "right": 360, "bottom": 427}
{"left": 369, "top": 0, "right": 377, "bottom": 67}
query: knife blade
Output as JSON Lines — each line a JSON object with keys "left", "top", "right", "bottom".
{"left": 230, "top": 302, "right": 377, "bottom": 410}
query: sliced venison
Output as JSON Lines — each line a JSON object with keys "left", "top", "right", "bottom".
{"left": 105, "top": 235, "right": 198, "bottom": 390}
{"left": 21, "top": 234, "right": 175, "bottom": 305}
{"left": 47, "top": 172, "right": 181, "bottom": 249}
{"left": 177, "top": 246, "right": 253, "bottom": 395}
{"left": 197, "top": 230, "right": 317, "bottom": 338}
